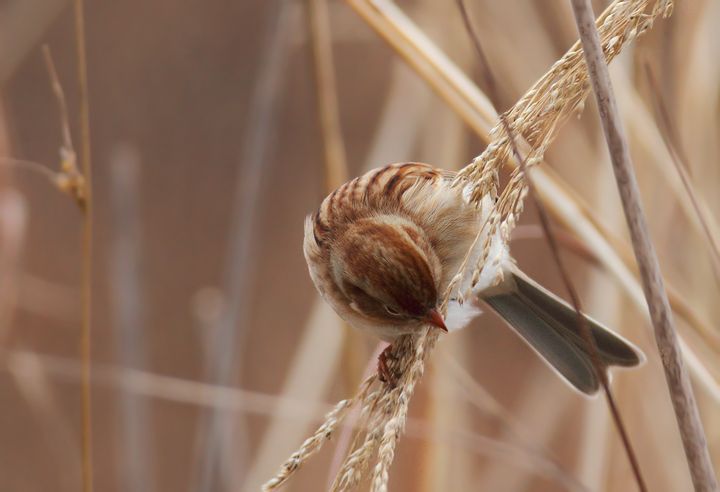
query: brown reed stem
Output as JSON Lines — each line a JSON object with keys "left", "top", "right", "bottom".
{"left": 457, "top": 1, "right": 647, "bottom": 488}
{"left": 307, "top": 0, "right": 348, "bottom": 190}
{"left": 73, "top": 0, "right": 93, "bottom": 490}
{"left": 569, "top": 1, "right": 718, "bottom": 491}
{"left": 643, "top": 63, "right": 720, "bottom": 285}
{"left": 504, "top": 114, "right": 647, "bottom": 492}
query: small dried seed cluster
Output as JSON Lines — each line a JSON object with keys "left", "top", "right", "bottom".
{"left": 447, "top": 0, "right": 673, "bottom": 307}
{"left": 263, "top": 329, "right": 438, "bottom": 492}
{"left": 263, "top": 1, "right": 674, "bottom": 491}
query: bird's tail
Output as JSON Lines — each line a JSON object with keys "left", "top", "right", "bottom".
{"left": 479, "top": 269, "right": 645, "bottom": 395}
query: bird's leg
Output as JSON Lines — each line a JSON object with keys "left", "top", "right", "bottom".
{"left": 377, "top": 344, "right": 400, "bottom": 388}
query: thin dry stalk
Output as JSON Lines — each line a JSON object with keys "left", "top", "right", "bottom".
{"left": 109, "top": 144, "right": 155, "bottom": 492}
{"left": 72, "top": 0, "right": 93, "bottom": 490}
{"left": 15, "top": 349, "right": 330, "bottom": 417}
{"left": 195, "top": 1, "right": 296, "bottom": 489}
{"left": 458, "top": 3, "right": 646, "bottom": 472}
{"left": 263, "top": 329, "right": 439, "bottom": 492}
{"left": 452, "top": 0, "right": 673, "bottom": 231}
{"left": 264, "top": 1, "right": 680, "bottom": 490}
{"left": 346, "top": 0, "right": 720, "bottom": 381}
{"left": 503, "top": 118, "right": 647, "bottom": 491}
{"left": 42, "top": 46, "right": 86, "bottom": 206}
{"left": 644, "top": 63, "right": 720, "bottom": 283}
{"left": 450, "top": 26, "right": 647, "bottom": 491}
{"left": 568, "top": 1, "right": 718, "bottom": 491}
{"left": 459, "top": 8, "right": 646, "bottom": 472}
{"left": 344, "top": 0, "right": 494, "bottom": 138}
{"left": 14, "top": 347, "right": 591, "bottom": 491}
{"left": 308, "top": 0, "right": 348, "bottom": 189}
{"left": 7, "top": 351, "right": 83, "bottom": 491}
{"left": 347, "top": 0, "right": 497, "bottom": 125}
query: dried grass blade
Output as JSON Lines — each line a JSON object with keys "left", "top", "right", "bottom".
{"left": 109, "top": 145, "right": 155, "bottom": 492}
{"left": 308, "top": 0, "right": 348, "bottom": 189}
{"left": 569, "top": 1, "right": 718, "bottom": 490}
{"left": 246, "top": 299, "right": 346, "bottom": 492}
{"left": 194, "top": 1, "right": 296, "bottom": 489}
{"left": 73, "top": 0, "right": 93, "bottom": 489}
{"left": 346, "top": 0, "right": 720, "bottom": 395}
{"left": 644, "top": 63, "right": 720, "bottom": 284}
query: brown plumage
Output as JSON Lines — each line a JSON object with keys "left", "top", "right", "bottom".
{"left": 304, "top": 163, "right": 644, "bottom": 394}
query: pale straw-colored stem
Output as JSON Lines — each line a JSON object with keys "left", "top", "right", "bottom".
{"left": 308, "top": 0, "right": 348, "bottom": 189}
{"left": 73, "top": 0, "right": 93, "bottom": 490}
{"left": 569, "top": 1, "right": 718, "bottom": 491}
{"left": 197, "top": 2, "right": 296, "bottom": 490}
{"left": 109, "top": 145, "right": 155, "bottom": 492}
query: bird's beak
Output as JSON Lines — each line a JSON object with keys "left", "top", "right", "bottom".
{"left": 423, "top": 308, "right": 447, "bottom": 332}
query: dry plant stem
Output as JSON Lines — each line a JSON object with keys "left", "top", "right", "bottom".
{"left": 307, "top": 0, "right": 367, "bottom": 392}
{"left": 569, "top": 1, "right": 718, "bottom": 491}
{"left": 262, "top": 375, "right": 377, "bottom": 491}
{"left": 73, "top": 0, "right": 93, "bottom": 490}
{"left": 344, "top": 0, "right": 494, "bottom": 138}
{"left": 307, "top": 0, "right": 348, "bottom": 189}
{"left": 16, "top": 347, "right": 591, "bottom": 490}
{"left": 504, "top": 115, "right": 647, "bottom": 492}
{"left": 198, "top": 2, "right": 295, "bottom": 489}
{"left": 109, "top": 146, "right": 155, "bottom": 492}
{"left": 346, "top": 0, "right": 720, "bottom": 362}
{"left": 644, "top": 64, "right": 720, "bottom": 283}
{"left": 458, "top": 2, "right": 645, "bottom": 486}
{"left": 0, "top": 158, "right": 59, "bottom": 187}
{"left": 263, "top": 330, "right": 439, "bottom": 492}
{"left": 42, "top": 47, "right": 74, "bottom": 155}
{"left": 42, "top": 46, "right": 86, "bottom": 204}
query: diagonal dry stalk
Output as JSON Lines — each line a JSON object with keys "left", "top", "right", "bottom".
{"left": 197, "top": 1, "right": 296, "bottom": 490}
{"left": 644, "top": 63, "right": 720, "bottom": 285}
{"left": 42, "top": 46, "right": 87, "bottom": 206}
{"left": 455, "top": 0, "right": 647, "bottom": 487}
{"left": 568, "top": 0, "right": 718, "bottom": 491}
{"left": 350, "top": 0, "right": 720, "bottom": 370}
{"left": 264, "top": 329, "right": 438, "bottom": 492}
{"left": 72, "top": 0, "right": 94, "bottom": 490}
{"left": 263, "top": 1, "right": 676, "bottom": 490}
{"left": 446, "top": 0, "right": 674, "bottom": 300}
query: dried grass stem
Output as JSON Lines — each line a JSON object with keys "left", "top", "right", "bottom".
{"left": 569, "top": 1, "right": 718, "bottom": 491}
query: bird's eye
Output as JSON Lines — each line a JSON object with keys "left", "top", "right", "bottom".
{"left": 384, "top": 305, "right": 401, "bottom": 316}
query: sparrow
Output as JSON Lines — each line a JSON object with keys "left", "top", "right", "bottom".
{"left": 303, "top": 162, "right": 644, "bottom": 394}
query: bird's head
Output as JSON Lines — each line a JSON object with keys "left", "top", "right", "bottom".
{"left": 329, "top": 215, "right": 447, "bottom": 334}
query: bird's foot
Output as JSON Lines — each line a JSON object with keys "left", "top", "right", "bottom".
{"left": 377, "top": 344, "right": 400, "bottom": 388}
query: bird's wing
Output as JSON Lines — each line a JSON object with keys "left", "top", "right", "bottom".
{"left": 480, "top": 268, "right": 645, "bottom": 395}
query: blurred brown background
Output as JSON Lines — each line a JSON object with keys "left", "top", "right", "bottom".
{"left": 1, "top": 0, "right": 719, "bottom": 491}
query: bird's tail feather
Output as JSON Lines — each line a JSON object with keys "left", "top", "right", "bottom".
{"left": 480, "top": 270, "right": 644, "bottom": 395}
